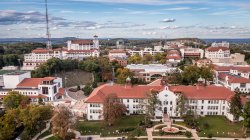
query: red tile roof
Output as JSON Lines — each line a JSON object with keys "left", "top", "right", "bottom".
{"left": 85, "top": 84, "right": 163, "bottom": 103}
{"left": 184, "top": 53, "right": 200, "bottom": 56}
{"left": 32, "top": 48, "right": 52, "bottom": 53}
{"left": 109, "top": 49, "right": 126, "bottom": 53}
{"left": 55, "top": 88, "right": 65, "bottom": 97}
{"left": 206, "top": 46, "right": 229, "bottom": 52}
{"left": 53, "top": 48, "right": 67, "bottom": 51}
{"left": 71, "top": 40, "right": 93, "bottom": 45}
{"left": 166, "top": 55, "right": 181, "bottom": 60}
{"left": 66, "top": 49, "right": 96, "bottom": 53}
{"left": 218, "top": 73, "right": 250, "bottom": 83}
{"left": 231, "top": 67, "right": 250, "bottom": 73}
{"left": 169, "top": 85, "right": 235, "bottom": 100}
{"left": 213, "top": 65, "right": 232, "bottom": 72}
{"left": 168, "top": 50, "right": 180, "bottom": 55}
{"left": 17, "top": 77, "right": 56, "bottom": 88}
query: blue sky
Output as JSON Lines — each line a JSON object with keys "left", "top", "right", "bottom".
{"left": 0, "top": 0, "right": 250, "bottom": 38}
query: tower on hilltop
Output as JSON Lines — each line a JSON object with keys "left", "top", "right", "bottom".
{"left": 45, "top": 0, "right": 52, "bottom": 50}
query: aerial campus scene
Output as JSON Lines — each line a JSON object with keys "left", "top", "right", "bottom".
{"left": 0, "top": 0, "right": 250, "bottom": 140}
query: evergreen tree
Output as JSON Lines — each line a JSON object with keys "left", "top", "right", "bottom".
{"left": 230, "top": 93, "right": 243, "bottom": 121}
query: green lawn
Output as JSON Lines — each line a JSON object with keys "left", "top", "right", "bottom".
{"left": 195, "top": 116, "right": 245, "bottom": 138}
{"left": 154, "top": 138, "right": 194, "bottom": 140}
{"left": 75, "top": 115, "right": 147, "bottom": 137}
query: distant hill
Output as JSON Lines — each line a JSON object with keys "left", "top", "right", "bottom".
{"left": 0, "top": 37, "right": 250, "bottom": 44}
{"left": 203, "top": 38, "right": 250, "bottom": 44}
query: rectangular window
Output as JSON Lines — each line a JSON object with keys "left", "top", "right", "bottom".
{"left": 54, "top": 86, "right": 57, "bottom": 93}
{"left": 42, "top": 87, "right": 49, "bottom": 95}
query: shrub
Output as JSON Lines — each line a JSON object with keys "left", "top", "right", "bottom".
{"left": 203, "top": 122, "right": 210, "bottom": 129}
{"left": 159, "top": 129, "right": 165, "bottom": 136}
{"left": 65, "top": 132, "right": 76, "bottom": 140}
{"left": 77, "top": 85, "right": 81, "bottom": 90}
{"left": 119, "top": 127, "right": 135, "bottom": 132}
{"left": 185, "top": 131, "right": 192, "bottom": 138}
{"left": 207, "top": 133, "right": 213, "bottom": 138}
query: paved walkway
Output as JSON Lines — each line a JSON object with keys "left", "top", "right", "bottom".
{"left": 32, "top": 121, "right": 51, "bottom": 140}
{"left": 38, "top": 134, "right": 53, "bottom": 140}
{"left": 146, "top": 128, "right": 153, "bottom": 140}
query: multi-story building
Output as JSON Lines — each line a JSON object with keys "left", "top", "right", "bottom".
{"left": 108, "top": 49, "right": 127, "bottom": 59}
{"left": 218, "top": 73, "right": 250, "bottom": 93}
{"left": 166, "top": 50, "right": 182, "bottom": 63}
{"left": 22, "top": 36, "right": 100, "bottom": 70}
{"left": 211, "top": 42, "right": 230, "bottom": 48}
{"left": 85, "top": 78, "right": 247, "bottom": 122}
{"left": 0, "top": 71, "right": 64, "bottom": 102}
{"left": 126, "top": 64, "right": 176, "bottom": 82}
{"left": 128, "top": 48, "right": 164, "bottom": 57}
{"left": 108, "top": 49, "right": 128, "bottom": 66}
{"left": 205, "top": 46, "right": 230, "bottom": 63}
{"left": 193, "top": 59, "right": 212, "bottom": 68}
{"left": 180, "top": 47, "right": 204, "bottom": 59}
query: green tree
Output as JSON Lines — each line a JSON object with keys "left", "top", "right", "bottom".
{"left": 92, "top": 81, "right": 98, "bottom": 88}
{"left": 200, "top": 65, "right": 214, "bottom": 85}
{"left": 242, "top": 101, "right": 250, "bottom": 129}
{"left": 3, "top": 91, "right": 30, "bottom": 109}
{"left": 230, "top": 93, "right": 243, "bottom": 121}
{"left": 176, "top": 94, "right": 186, "bottom": 117}
{"left": 116, "top": 68, "right": 134, "bottom": 84}
{"left": 19, "top": 105, "right": 52, "bottom": 139}
{"left": 103, "top": 94, "right": 126, "bottom": 126}
{"left": 82, "top": 83, "right": 93, "bottom": 96}
{"left": 154, "top": 53, "right": 163, "bottom": 62}
{"left": 52, "top": 106, "right": 73, "bottom": 140}
{"left": 78, "top": 58, "right": 100, "bottom": 72}
{"left": 0, "top": 109, "right": 21, "bottom": 140}
{"left": 142, "top": 54, "right": 153, "bottom": 64}
{"left": 128, "top": 54, "right": 142, "bottom": 64}
{"left": 145, "top": 91, "right": 161, "bottom": 121}
{"left": 182, "top": 65, "right": 200, "bottom": 85}
{"left": 168, "top": 69, "right": 182, "bottom": 85}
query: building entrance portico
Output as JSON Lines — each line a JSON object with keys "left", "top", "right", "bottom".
{"left": 163, "top": 107, "right": 168, "bottom": 114}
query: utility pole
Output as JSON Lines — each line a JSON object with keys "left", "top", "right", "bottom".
{"left": 45, "top": 0, "right": 52, "bottom": 50}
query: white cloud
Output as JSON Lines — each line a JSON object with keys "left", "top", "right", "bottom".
{"left": 71, "top": 0, "right": 203, "bottom": 5}
{"left": 164, "top": 7, "right": 191, "bottom": 11}
{"left": 162, "top": 18, "right": 176, "bottom": 22}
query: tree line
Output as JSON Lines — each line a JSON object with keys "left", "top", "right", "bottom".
{"left": 0, "top": 91, "right": 75, "bottom": 140}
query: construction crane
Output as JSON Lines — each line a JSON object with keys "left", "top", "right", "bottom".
{"left": 45, "top": 0, "right": 52, "bottom": 50}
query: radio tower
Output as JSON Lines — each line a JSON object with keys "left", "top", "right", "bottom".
{"left": 45, "top": 0, "right": 52, "bottom": 50}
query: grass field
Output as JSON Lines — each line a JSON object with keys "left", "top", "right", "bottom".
{"left": 75, "top": 115, "right": 147, "bottom": 137}
{"left": 193, "top": 116, "right": 245, "bottom": 138}
{"left": 54, "top": 69, "right": 92, "bottom": 87}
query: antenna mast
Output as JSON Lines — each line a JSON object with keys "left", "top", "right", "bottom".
{"left": 45, "top": 0, "right": 52, "bottom": 50}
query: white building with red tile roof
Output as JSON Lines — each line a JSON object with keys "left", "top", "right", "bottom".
{"left": 166, "top": 50, "right": 182, "bottom": 63}
{"left": 108, "top": 49, "right": 127, "bottom": 59}
{"left": 22, "top": 36, "right": 100, "bottom": 70}
{"left": 85, "top": 78, "right": 247, "bottom": 121}
{"left": 180, "top": 47, "right": 204, "bottom": 59}
{"left": 217, "top": 73, "right": 250, "bottom": 93}
{"left": 0, "top": 71, "right": 64, "bottom": 103}
{"left": 205, "top": 46, "right": 231, "bottom": 63}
